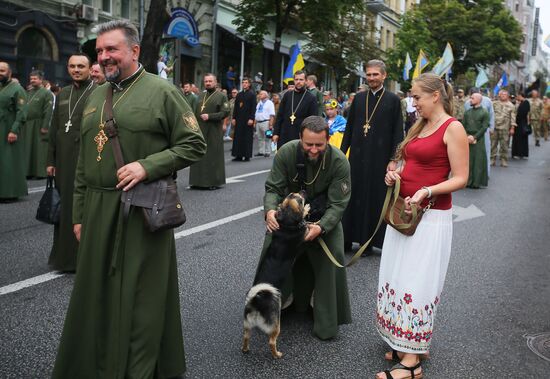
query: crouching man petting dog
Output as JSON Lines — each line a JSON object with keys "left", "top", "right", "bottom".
{"left": 257, "top": 115, "right": 352, "bottom": 340}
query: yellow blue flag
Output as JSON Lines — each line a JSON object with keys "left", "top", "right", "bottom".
{"left": 403, "top": 52, "right": 413, "bottom": 81}
{"left": 432, "top": 43, "right": 454, "bottom": 77}
{"left": 412, "top": 49, "right": 429, "bottom": 79}
{"left": 283, "top": 42, "right": 305, "bottom": 84}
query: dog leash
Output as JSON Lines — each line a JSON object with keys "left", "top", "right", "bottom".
{"left": 317, "top": 183, "right": 395, "bottom": 268}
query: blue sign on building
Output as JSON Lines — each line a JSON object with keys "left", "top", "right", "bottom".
{"left": 165, "top": 7, "right": 199, "bottom": 47}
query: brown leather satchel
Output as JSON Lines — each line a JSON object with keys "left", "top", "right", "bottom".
{"left": 383, "top": 178, "right": 435, "bottom": 236}
{"left": 104, "top": 85, "right": 186, "bottom": 232}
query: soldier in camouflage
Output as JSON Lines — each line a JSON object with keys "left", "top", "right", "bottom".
{"left": 528, "top": 90, "right": 544, "bottom": 146}
{"left": 491, "top": 90, "right": 516, "bottom": 167}
{"left": 453, "top": 88, "right": 466, "bottom": 122}
{"left": 542, "top": 95, "right": 549, "bottom": 142}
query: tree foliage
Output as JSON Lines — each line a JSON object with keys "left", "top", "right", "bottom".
{"left": 233, "top": 0, "right": 362, "bottom": 91}
{"left": 387, "top": 0, "right": 523, "bottom": 85}
{"left": 140, "top": 0, "right": 170, "bottom": 75}
{"left": 305, "top": 4, "right": 379, "bottom": 94}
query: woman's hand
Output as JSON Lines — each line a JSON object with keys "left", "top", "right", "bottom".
{"left": 385, "top": 170, "right": 401, "bottom": 186}
{"left": 403, "top": 188, "right": 429, "bottom": 216}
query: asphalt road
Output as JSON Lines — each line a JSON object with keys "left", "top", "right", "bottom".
{"left": 1, "top": 139, "right": 549, "bottom": 378}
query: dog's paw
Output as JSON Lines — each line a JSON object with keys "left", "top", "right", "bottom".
{"left": 272, "top": 351, "right": 283, "bottom": 359}
{"left": 242, "top": 347, "right": 250, "bottom": 353}
{"left": 303, "top": 204, "right": 310, "bottom": 217}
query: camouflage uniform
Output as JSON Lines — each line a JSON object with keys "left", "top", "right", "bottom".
{"left": 453, "top": 96, "right": 466, "bottom": 122}
{"left": 491, "top": 100, "right": 516, "bottom": 166}
{"left": 528, "top": 98, "right": 543, "bottom": 145}
{"left": 542, "top": 99, "right": 550, "bottom": 141}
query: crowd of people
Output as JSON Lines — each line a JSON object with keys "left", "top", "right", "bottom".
{"left": 1, "top": 18, "right": 550, "bottom": 378}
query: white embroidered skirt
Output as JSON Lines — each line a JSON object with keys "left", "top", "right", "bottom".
{"left": 376, "top": 208, "right": 453, "bottom": 354}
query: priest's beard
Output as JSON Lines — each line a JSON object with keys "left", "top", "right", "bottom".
{"left": 301, "top": 148, "right": 325, "bottom": 164}
{"left": 102, "top": 60, "right": 121, "bottom": 82}
{"left": 0, "top": 75, "right": 8, "bottom": 85}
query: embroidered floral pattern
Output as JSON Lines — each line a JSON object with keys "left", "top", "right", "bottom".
{"left": 376, "top": 282, "right": 440, "bottom": 351}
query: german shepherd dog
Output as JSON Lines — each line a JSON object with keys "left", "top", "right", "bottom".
{"left": 242, "top": 192, "right": 310, "bottom": 358}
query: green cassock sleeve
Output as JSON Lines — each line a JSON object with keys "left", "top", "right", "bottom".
{"left": 137, "top": 86, "right": 207, "bottom": 182}
{"left": 317, "top": 156, "right": 351, "bottom": 233}
{"left": 41, "top": 90, "right": 54, "bottom": 131}
{"left": 11, "top": 87, "right": 27, "bottom": 134}
{"left": 264, "top": 147, "right": 290, "bottom": 214}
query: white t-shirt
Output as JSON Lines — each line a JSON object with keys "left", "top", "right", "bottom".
{"left": 157, "top": 61, "right": 168, "bottom": 79}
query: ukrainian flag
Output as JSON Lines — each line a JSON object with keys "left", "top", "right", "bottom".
{"left": 432, "top": 43, "right": 454, "bottom": 77}
{"left": 412, "top": 49, "right": 429, "bottom": 79}
{"left": 403, "top": 52, "right": 413, "bottom": 81}
{"left": 283, "top": 42, "right": 305, "bottom": 84}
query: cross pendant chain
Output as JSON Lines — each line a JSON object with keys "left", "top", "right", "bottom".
{"left": 65, "top": 120, "right": 72, "bottom": 133}
{"left": 290, "top": 113, "right": 296, "bottom": 125}
{"left": 94, "top": 125, "right": 108, "bottom": 162}
{"left": 363, "top": 122, "right": 371, "bottom": 136}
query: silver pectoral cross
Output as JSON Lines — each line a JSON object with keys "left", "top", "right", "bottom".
{"left": 65, "top": 120, "right": 72, "bottom": 133}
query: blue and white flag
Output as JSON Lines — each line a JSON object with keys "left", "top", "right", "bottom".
{"left": 493, "top": 72, "right": 508, "bottom": 96}
{"left": 432, "top": 42, "right": 454, "bottom": 77}
{"left": 403, "top": 52, "right": 413, "bottom": 81}
{"left": 475, "top": 67, "right": 489, "bottom": 88}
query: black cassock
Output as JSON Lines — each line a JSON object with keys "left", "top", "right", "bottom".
{"left": 232, "top": 89, "right": 257, "bottom": 158}
{"left": 273, "top": 88, "right": 317, "bottom": 149}
{"left": 340, "top": 89, "right": 404, "bottom": 249}
{"left": 511, "top": 100, "right": 530, "bottom": 158}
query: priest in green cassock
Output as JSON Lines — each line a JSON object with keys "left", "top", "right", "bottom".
{"left": 46, "top": 54, "right": 96, "bottom": 272}
{"left": 463, "top": 93, "right": 489, "bottom": 188}
{"left": 52, "top": 21, "right": 206, "bottom": 378}
{"left": 24, "top": 70, "right": 53, "bottom": 179}
{"left": 257, "top": 116, "right": 352, "bottom": 340}
{"left": 0, "top": 61, "right": 27, "bottom": 200}
{"left": 189, "top": 73, "right": 229, "bottom": 189}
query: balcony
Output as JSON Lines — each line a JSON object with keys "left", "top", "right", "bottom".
{"left": 366, "top": 0, "right": 391, "bottom": 14}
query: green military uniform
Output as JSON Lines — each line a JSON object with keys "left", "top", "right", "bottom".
{"left": 47, "top": 79, "right": 96, "bottom": 271}
{"left": 52, "top": 67, "right": 206, "bottom": 378}
{"left": 257, "top": 139, "right": 352, "bottom": 340}
{"left": 308, "top": 87, "right": 324, "bottom": 116}
{"left": 0, "top": 79, "right": 27, "bottom": 199}
{"left": 463, "top": 106, "right": 489, "bottom": 188}
{"left": 23, "top": 86, "right": 53, "bottom": 178}
{"left": 529, "top": 97, "right": 544, "bottom": 145}
{"left": 189, "top": 89, "right": 229, "bottom": 188}
{"left": 182, "top": 91, "right": 198, "bottom": 112}
{"left": 543, "top": 100, "right": 550, "bottom": 141}
{"left": 491, "top": 100, "right": 516, "bottom": 166}
{"left": 453, "top": 96, "right": 466, "bottom": 122}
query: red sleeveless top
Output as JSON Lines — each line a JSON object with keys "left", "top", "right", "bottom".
{"left": 400, "top": 117, "right": 455, "bottom": 210}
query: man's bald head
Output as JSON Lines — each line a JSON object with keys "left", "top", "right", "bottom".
{"left": 470, "top": 93, "right": 482, "bottom": 106}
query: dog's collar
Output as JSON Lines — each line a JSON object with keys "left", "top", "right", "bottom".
{"left": 278, "top": 220, "right": 307, "bottom": 231}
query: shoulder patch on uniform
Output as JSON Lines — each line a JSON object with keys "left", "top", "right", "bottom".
{"left": 83, "top": 107, "right": 97, "bottom": 116}
{"left": 341, "top": 180, "right": 350, "bottom": 195}
{"left": 182, "top": 111, "right": 200, "bottom": 132}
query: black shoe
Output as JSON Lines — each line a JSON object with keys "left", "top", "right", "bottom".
{"left": 208, "top": 186, "right": 220, "bottom": 190}
{"left": 255, "top": 153, "right": 263, "bottom": 156}
{"left": 536, "top": 140, "right": 540, "bottom": 146}
{"left": 264, "top": 154, "right": 270, "bottom": 157}
{"left": 232, "top": 157, "right": 242, "bottom": 161}
{"left": 361, "top": 245, "right": 374, "bottom": 257}
{"left": 244, "top": 157, "right": 250, "bottom": 161}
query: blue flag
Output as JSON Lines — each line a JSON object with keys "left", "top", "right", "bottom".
{"left": 475, "top": 67, "right": 489, "bottom": 88}
{"left": 493, "top": 72, "right": 508, "bottom": 96}
{"left": 432, "top": 43, "right": 454, "bottom": 77}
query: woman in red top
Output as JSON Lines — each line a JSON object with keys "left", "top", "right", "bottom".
{"left": 375, "top": 73, "right": 468, "bottom": 379}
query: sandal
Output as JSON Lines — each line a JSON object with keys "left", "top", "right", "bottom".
{"left": 378, "top": 362, "right": 423, "bottom": 379}
{"left": 384, "top": 349, "right": 430, "bottom": 362}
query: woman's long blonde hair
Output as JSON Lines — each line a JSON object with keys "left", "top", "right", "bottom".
{"left": 394, "top": 73, "right": 454, "bottom": 161}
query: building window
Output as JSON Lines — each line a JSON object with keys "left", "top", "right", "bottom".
{"left": 386, "top": 30, "right": 392, "bottom": 49}
{"left": 121, "top": 0, "right": 131, "bottom": 19}
{"left": 82, "top": 0, "right": 93, "bottom": 5}
{"left": 102, "top": 0, "right": 111, "bottom": 13}
{"left": 515, "top": 2, "right": 519, "bottom": 12}
{"left": 17, "top": 27, "right": 52, "bottom": 59}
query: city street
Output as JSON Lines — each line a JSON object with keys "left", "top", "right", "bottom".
{"left": 1, "top": 140, "right": 549, "bottom": 378}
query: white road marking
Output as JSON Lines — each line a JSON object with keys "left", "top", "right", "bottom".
{"left": 26, "top": 169, "right": 270, "bottom": 194}
{"left": 452, "top": 204, "right": 485, "bottom": 222}
{"left": 0, "top": 206, "right": 264, "bottom": 296}
{"left": 0, "top": 272, "right": 65, "bottom": 296}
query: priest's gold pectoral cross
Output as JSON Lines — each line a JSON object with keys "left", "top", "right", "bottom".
{"left": 363, "top": 122, "right": 371, "bottom": 136}
{"left": 94, "top": 128, "right": 109, "bottom": 162}
{"left": 290, "top": 113, "right": 296, "bottom": 125}
{"left": 200, "top": 105, "right": 205, "bottom": 112}
{"left": 65, "top": 120, "right": 72, "bottom": 133}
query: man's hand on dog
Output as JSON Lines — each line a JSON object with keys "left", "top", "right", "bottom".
{"left": 265, "top": 210, "right": 279, "bottom": 232}
{"left": 304, "top": 224, "right": 322, "bottom": 241}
